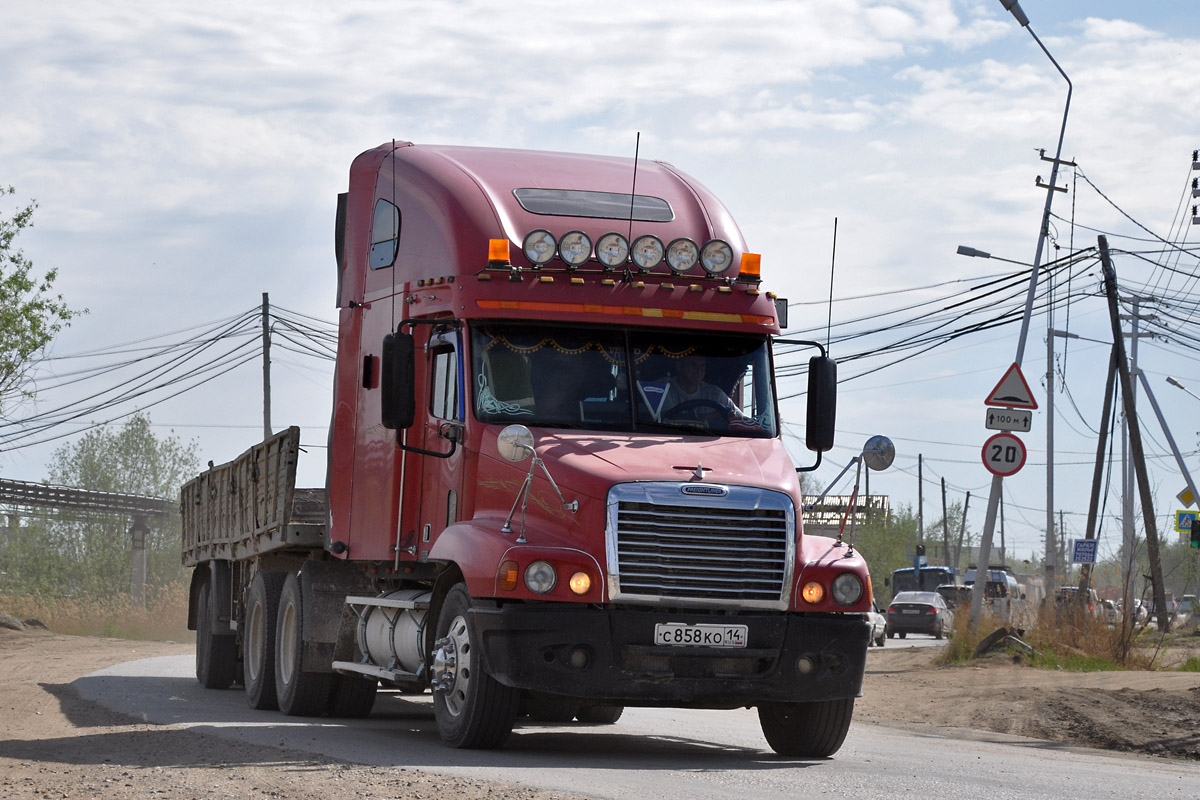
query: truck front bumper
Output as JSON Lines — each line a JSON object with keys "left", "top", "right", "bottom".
{"left": 469, "top": 604, "right": 869, "bottom": 707}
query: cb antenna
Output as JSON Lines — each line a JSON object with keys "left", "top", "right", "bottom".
{"left": 624, "top": 136, "right": 643, "bottom": 283}
{"left": 826, "top": 217, "right": 837, "bottom": 351}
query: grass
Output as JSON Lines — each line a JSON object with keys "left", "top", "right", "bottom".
{"left": 939, "top": 603, "right": 1159, "bottom": 671}
{"left": 0, "top": 581, "right": 194, "bottom": 642}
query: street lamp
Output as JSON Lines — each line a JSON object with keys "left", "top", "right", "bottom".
{"left": 1167, "top": 376, "right": 1200, "bottom": 404}
{"left": 964, "top": 0, "right": 1075, "bottom": 630}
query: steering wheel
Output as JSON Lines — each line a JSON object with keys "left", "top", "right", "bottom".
{"left": 661, "top": 398, "right": 729, "bottom": 420}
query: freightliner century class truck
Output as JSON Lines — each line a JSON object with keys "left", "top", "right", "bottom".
{"left": 183, "top": 141, "right": 882, "bottom": 757}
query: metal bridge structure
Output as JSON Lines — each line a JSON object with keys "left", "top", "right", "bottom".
{"left": 0, "top": 477, "right": 177, "bottom": 599}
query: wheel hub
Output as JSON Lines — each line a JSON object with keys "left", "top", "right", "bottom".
{"left": 431, "top": 614, "right": 472, "bottom": 716}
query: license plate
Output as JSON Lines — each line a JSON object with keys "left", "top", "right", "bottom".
{"left": 654, "top": 622, "right": 748, "bottom": 648}
{"left": 901, "top": 609, "right": 919, "bottom": 614}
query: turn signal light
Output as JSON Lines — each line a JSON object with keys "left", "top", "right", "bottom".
{"left": 801, "top": 581, "right": 825, "bottom": 604}
{"left": 569, "top": 572, "right": 592, "bottom": 595}
{"left": 498, "top": 560, "right": 519, "bottom": 591}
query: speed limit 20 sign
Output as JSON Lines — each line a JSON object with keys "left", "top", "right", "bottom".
{"left": 982, "top": 432, "right": 1027, "bottom": 477}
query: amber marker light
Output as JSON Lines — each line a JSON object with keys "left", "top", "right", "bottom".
{"left": 801, "top": 581, "right": 825, "bottom": 605}
{"left": 738, "top": 252, "right": 762, "bottom": 281}
{"left": 498, "top": 560, "right": 519, "bottom": 591}
{"left": 489, "top": 238, "right": 512, "bottom": 267}
{"left": 569, "top": 572, "right": 592, "bottom": 595}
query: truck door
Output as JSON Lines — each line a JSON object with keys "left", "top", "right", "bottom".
{"left": 407, "top": 329, "right": 466, "bottom": 559}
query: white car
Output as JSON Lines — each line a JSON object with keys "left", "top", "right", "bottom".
{"left": 866, "top": 601, "right": 887, "bottom": 647}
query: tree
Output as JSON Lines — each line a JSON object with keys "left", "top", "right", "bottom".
{"left": 0, "top": 185, "right": 81, "bottom": 415}
{"left": 1, "top": 414, "right": 200, "bottom": 597}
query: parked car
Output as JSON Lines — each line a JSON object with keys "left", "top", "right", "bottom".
{"left": 886, "top": 591, "right": 954, "bottom": 640}
{"left": 1177, "top": 595, "right": 1195, "bottom": 623}
{"left": 1052, "top": 586, "right": 1102, "bottom": 621}
{"left": 1101, "top": 599, "right": 1119, "bottom": 625}
{"left": 866, "top": 601, "right": 887, "bottom": 647}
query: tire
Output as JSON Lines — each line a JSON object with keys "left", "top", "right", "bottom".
{"left": 196, "top": 582, "right": 237, "bottom": 690}
{"left": 935, "top": 622, "right": 944, "bottom": 640}
{"left": 874, "top": 632, "right": 885, "bottom": 648}
{"left": 576, "top": 705, "right": 624, "bottom": 725}
{"left": 886, "top": 630, "right": 894, "bottom": 639}
{"left": 327, "top": 674, "right": 378, "bottom": 718}
{"left": 758, "top": 698, "right": 855, "bottom": 758}
{"left": 276, "top": 572, "right": 333, "bottom": 716}
{"left": 430, "top": 584, "right": 519, "bottom": 748}
{"left": 245, "top": 571, "right": 285, "bottom": 710}
{"left": 898, "top": 631, "right": 907, "bottom": 639}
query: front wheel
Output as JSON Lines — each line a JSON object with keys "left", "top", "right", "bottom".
{"left": 758, "top": 698, "right": 855, "bottom": 758}
{"left": 196, "top": 581, "right": 237, "bottom": 689}
{"left": 430, "top": 584, "right": 518, "bottom": 748}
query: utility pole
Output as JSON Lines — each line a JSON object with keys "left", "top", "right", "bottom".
{"left": 1046, "top": 327, "right": 1078, "bottom": 599}
{"left": 262, "top": 292, "right": 272, "bottom": 441}
{"left": 918, "top": 455, "right": 924, "bottom": 545}
{"left": 1099, "top": 236, "right": 1169, "bottom": 630}
{"left": 941, "top": 478, "right": 950, "bottom": 568}
{"left": 956, "top": 492, "right": 970, "bottom": 573}
{"left": 1120, "top": 298, "right": 1154, "bottom": 615}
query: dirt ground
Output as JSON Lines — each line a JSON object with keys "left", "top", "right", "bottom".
{"left": 2, "top": 625, "right": 1199, "bottom": 800}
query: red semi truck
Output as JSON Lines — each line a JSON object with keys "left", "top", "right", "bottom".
{"left": 183, "top": 141, "right": 880, "bottom": 757}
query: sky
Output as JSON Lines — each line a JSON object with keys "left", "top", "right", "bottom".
{"left": 2, "top": 0, "right": 1199, "bottom": 579}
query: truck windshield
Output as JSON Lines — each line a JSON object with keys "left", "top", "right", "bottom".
{"left": 471, "top": 323, "right": 777, "bottom": 437}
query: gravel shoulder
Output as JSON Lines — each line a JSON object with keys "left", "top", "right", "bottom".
{"left": 2, "top": 625, "right": 1199, "bottom": 800}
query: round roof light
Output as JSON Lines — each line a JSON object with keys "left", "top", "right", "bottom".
{"left": 700, "top": 239, "right": 734, "bottom": 275}
{"left": 666, "top": 238, "right": 699, "bottom": 274}
{"left": 630, "top": 235, "right": 665, "bottom": 271}
{"left": 558, "top": 230, "right": 592, "bottom": 268}
{"left": 596, "top": 232, "right": 630, "bottom": 269}
{"left": 522, "top": 229, "right": 557, "bottom": 266}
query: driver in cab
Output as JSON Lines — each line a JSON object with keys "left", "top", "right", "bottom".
{"left": 661, "top": 355, "right": 752, "bottom": 426}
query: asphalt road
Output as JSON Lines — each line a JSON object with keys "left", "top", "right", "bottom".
{"left": 75, "top": 654, "right": 1199, "bottom": 800}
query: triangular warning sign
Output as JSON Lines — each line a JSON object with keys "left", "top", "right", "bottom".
{"left": 985, "top": 362, "right": 1038, "bottom": 409}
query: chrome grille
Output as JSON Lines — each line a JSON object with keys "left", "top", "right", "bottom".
{"left": 606, "top": 483, "right": 795, "bottom": 610}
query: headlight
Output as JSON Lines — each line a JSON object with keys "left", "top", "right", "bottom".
{"left": 524, "top": 560, "right": 557, "bottom": 594}
{"left": 630, "top": 235, "right": 664, "bottom": 271}
{"left": 700, "top": 239, "right": 733, "bottom": 275}
{"left": 596, "top": 232, "right": 629, "bottom": 268}
{"left": 523, "top": 230, "right": 557, "bottom": 266}
{"left": 568, "top": 572, "right": 592, "bottom": 595}
{"left": 832, "top": 573, "right": 864, "bottom": 606}
{"left": 666, "top": 238, "right": 699, "bottom": 274}
{"left": 558, "top": 230, "right": 592, "bottom": 268}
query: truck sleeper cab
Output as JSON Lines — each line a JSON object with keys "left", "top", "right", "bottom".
{"left": 185, "top": 141, "right": 874, "bottom": 758}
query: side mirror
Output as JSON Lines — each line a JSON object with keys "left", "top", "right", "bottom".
{"left": 381, "top": 332, "right": 415, "bottom": 430}
{"left": 805, "top": 355, "right": 837, "bottom": 452}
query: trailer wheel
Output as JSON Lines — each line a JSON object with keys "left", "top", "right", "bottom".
{"left": 430, "top": 583, "right": 518, "bottom": 748}
{"left": 525, "top": 694, "right": 579, "bottom": 723}
{"left": 758, "top": 698, "right": 854, "bottom": 758}
{"left": 245, "top": 571, "right": 285, "bottom": 710}
{"left": 576, "top": 705, "right": 624, "bottom": 725}
{"left": 327, "top": 674, "right": 378, "bottom": 718}
{"left": 196, "top": 581, "right": 237, "bottom": 689}
{"left": 275, "top": 572, "right": 333, "bottom": 716}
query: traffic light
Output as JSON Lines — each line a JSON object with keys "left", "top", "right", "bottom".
{"left": 1191, "top": 525, "right": 1199, "bottom": 549}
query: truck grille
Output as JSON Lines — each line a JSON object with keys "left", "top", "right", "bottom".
{"left": 606, "top": 483, "right": 795, "bottom": 610}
